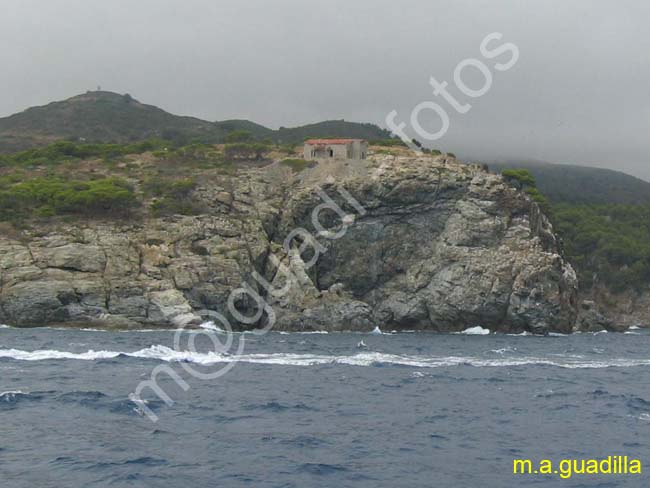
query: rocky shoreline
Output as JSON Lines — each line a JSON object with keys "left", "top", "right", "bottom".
{"left": 0, "top": 153, "right": 588, "bottom": 333}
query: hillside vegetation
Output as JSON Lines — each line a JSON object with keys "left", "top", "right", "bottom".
{"left": 0, "top": 91, "right": 391, "bottom": 153}
{"left": 499, "top": 167, "right": 650, "bottom": 294}
{"left": 0, "top": 92, "right": 221, "bottom": 152}
{"left": 554, "top": 204, "right": 650, "bottom": 292}
{"left": 0, "top": 138, "right": 286, "bottom": 224}
{"left": 490, "top": 161, "right": 650, "bottom": 205}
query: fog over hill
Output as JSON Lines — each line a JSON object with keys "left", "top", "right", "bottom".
{"left": 1, "top": 0, "right": 648, "bottom": 180}
{"left": 488, "top": 160, "right": 650, "bottom": 205}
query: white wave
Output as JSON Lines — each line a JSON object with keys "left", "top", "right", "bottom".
{"left": 369, "top": 327, "right": 394, "bottom": 335}
{"left": 1, "top": 390, "right": 29, "bottom": 402}
{"left": 198, "top": 321, "right": 226, "bottom": 333}
{"left": 490, "top": 347, "right": 517, "bottom": 355}
{"left": 630, "top": 326, "right": 641, "bottom": 330}
{"left": 0, "top": 348, "right": 122, "bottom": 361}
{"left": 459, "top": 326, "right": 490, "bottom": 335}
{"left": 1, "top": 390, "right": 26, "bottom": 397}
{"left": 8, "top": 326, "right": 191, "bottom": 333}
{"left": 273, "top": 331, "right": 330, "bottom": 335}
{"left": 506, "top": 331, "right": 568, "bottom": 337}
{"left": 3, "top": 346, "right": 650, "bottom": 369}
{"left": 223, "top": 354, "right": 650, "bottom": 369}
{"left": 133, "top": 329, "right": 175, "bottom": 333}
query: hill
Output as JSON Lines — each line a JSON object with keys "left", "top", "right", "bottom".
{"left": 489, "top": 161, "right": 650, "bottom": 205}
{"left": 276, "top": 120, "right": 393, "bottom": 143}
{"left": 215, "top": 119, "right": 274, "bottom": 140}
{"left": 0, "top": 91, "right": 224, "bottom": 151}
{"left": 0, "top": 91, "right": 391, "bottom": 152}
{"left": 491, "top": 161, "right": 650, "bottom": 295}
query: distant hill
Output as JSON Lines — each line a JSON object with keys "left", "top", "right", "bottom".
{"left": 215, "top": 119, "right": 275, "bottom": 140}
{"left": 489, "top": 161, "right": 650, "bottom": 205}
{"left": 0, "top": 91, "right": 391, "bottom": 152}
{"left": 276, "top": 120, "right": 393, "bottom": 143}
{"left": 0, "top": 91, "right": 224, "bottom": 151}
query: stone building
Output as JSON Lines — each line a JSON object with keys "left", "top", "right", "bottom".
{"left": 303, "top": 139, "right": 368, "bottom": 161}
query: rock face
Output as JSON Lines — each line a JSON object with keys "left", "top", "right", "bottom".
{"left": 580, "top": 287, "right": 650, "bottom": 331}
{"left": 575, "top": 300, "right": 620, "bottom": 332}
{"left": 0, "top": 154, "right": 579, "bottom": 333}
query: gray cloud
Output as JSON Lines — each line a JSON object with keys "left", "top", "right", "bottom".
{"left": 2, "top": 0, "right": 649, "bottom": 178}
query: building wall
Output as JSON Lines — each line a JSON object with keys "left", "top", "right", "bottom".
{"left": 304, "top": 141, "right": 368, "bottom": 161}
{"left": 349, "top": 141, "right": 368, "bottom": 160}
{"left": 304, "top": 143, "right": 348, "bottom": 160}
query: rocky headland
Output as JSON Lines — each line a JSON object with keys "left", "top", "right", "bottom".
{"left": 0, "top": 152, "right": 581, "bottom": 333}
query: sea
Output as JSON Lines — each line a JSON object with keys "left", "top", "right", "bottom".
{"left": 1, "top": 324, "right": 650, "bottom": 487}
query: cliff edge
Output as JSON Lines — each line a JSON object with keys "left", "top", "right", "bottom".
{"left": 0, "top": 152, "right": 579, "bottom": 333}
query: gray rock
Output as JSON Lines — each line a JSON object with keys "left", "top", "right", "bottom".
{"left": 0, "top": 155, "right": 579, "bottom": 333}
{"left": 575, "top": 300, "right": 620, "bottom": 332}
{"left": 32, "top": 243, "right": 106, "bottom": 273}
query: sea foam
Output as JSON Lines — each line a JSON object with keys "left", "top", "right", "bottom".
{"left": 459, "top": 326, "right": 491, "bottom": 335}
{"left": 3, "top": 346, "right": 650, "bottom": 369}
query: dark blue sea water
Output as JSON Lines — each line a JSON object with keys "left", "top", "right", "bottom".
{"left": 2, "top": 325, "right": 650, "bottom": 487}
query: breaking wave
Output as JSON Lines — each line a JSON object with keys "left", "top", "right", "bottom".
{"left": 1, "top": 390, "right": 28, "bottom": 400}
{"left": 2, "top": 345, "right": 650, "bottom": 369}
{"left": 458, "top": 326, "right": 491, "bottom": 335}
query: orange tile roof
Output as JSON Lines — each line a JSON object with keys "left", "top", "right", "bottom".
{"left": 304, "top": 138, "right": 365, "bottom": 145}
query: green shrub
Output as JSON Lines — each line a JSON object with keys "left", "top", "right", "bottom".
{"left": 143, "top": 177, "right": 202, "bottom": 216}
{"left": 0, "top": 177, "right": 138, "bottom": 220}
{"left": 501, "top": 169, "right": 550, "bottom": 213}
{"left": 278, "top": 143, "right": 297, "bottom": 155}
{"left": 170, "top": 143, "right": 221, "bottom": 162}
{"left": 0, "top": 139, "right": 167, "bottom": 167}
{"left": 143, "top": 177, "right": 196, "bottom": 198}
{"left": 280, "top": 158, "right": 312, "bottom": 173}
{"left": 224, "top": 130, "right": 253, "bottom": 143}
{"left": 525, "top": 187, "right": 551, "bottom": 215}
{"left": 370, "top": 138, "right": 407, "bottom": 147}
{"left": 502, "top": 169, "right": 536, "bottom": 189}
{"left": 224, "top": 143, "right": 270, "bottom": 160}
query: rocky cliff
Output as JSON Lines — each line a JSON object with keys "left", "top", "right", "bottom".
{"left": 577, "top": 287, "right": 650, "bottom": 332}
{"left": 0, "top": 153, "right": 579, "bottom": 333}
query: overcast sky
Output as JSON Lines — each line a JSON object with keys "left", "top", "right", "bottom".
{"left": 2, "top": 0, "right": 649, "bottom": 179}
